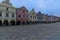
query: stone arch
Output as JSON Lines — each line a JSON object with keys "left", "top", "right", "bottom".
{"left": 16, "top": 21, "right": 21, "bottom": 25}
{"left": 29, "top": 21, "right": 31, "bottom": 24}
{"left": 26, "top": 21, "right": 29, "bottom": 24}
{"left": 30, "top": 21, "right": 33, "bottom": 24}
{"left": 33, "top": 21, "right": 35, "bottom": 24}
{"left": 0, "top": 20, "right": 2, "bottom": 25}
{"left": 3, "top": 20, "right": 9, "bottom": 26}
{"left": 10, "top": 20, "right": 15, "bottom": 25}
{"left": 35, "top": 21, "right": 37, "bottom": 24}
{"left": 22, "top": 21, "right": 25, "bottom": 24}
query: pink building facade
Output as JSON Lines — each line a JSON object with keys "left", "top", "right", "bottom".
{"left": 16, "top": 6, "right": 29, "bottom": 24}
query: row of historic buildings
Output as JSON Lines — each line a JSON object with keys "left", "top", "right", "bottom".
{"left": 0, "top": 0, "right": 60, "bottom": 25}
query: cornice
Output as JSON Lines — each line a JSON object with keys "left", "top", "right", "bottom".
{"left": 0, "top": 3, "right": 16, "bottom": 9}
{"left": 0, "top": 10, "right": 16, "bottom": 13}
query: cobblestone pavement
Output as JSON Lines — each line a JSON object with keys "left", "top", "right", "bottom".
{"left": 0, "top": 23, "right": 60, "bottom": 40}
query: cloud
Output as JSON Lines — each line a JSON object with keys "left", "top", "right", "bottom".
{"left": 37, "top": 0, "right": 46, "bottom": 9}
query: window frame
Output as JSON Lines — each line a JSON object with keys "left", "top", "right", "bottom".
{"left": 6, "top": 13, "right": 9, "bottom": 17}
{"left": 6, "top": 8, "right": 9, "bottom": 11}
{"left": 12, "top": 14, "right": 14, "bottom": 17}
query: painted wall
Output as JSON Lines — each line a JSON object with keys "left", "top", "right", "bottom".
{"left": 42, "top": 14, "right": 46, "bottom": 22}
{"left": 16, "top": 6, "right": 29, "bottom": 23}
{"left": 28, "top": 9, "right": 37, "bottom": 22}
{"left": 48, "top": 15, "right": 55, "bottom": 22}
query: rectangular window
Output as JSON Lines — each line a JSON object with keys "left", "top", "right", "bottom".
{"left": 0, "top": 12, "right": 2, "bottom": 17}
{"left": 18, "top": 15, "right": 20, "bottom": 18}
{"left": 6, "top": 13, "right": 9, "bottom": 17}
{"left": 12, "top": 14, "right": 14, "bottom": 17}
{"left": 30, "top": 16, "right": 32, "bottom": 18}
{"left": 6, "top": 8, "right": 8, "bottom": 11}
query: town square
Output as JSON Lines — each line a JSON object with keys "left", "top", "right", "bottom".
{"left": 0, "top": 0, "right": 60, "bottom": 40}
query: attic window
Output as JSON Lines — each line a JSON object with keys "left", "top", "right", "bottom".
{"left": 23, "top": 11, "right": 25, "bottom": 13}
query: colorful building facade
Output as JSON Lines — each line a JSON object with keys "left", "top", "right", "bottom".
{"left": 54, "top": 16, "right": 59, "bottom": 22}
{"left": 48, "top": 15, "right": 55, "bottom": 22}
{"left": 45, "top": 14, "right": 50, "bottom": 23}
{"left": 28, "top": 9, "right": 37, "bottom": 23}
{"left": 0, "top": 0, "right": 16, "bottom": 25}
{"left": 37, "top": 11, "right": 43, "bottom": 23}
{"left": 0, "top": 0, "right": 60, "bottom": 25}
{"left": 16, "top": 6, "right": 29, "bottom": 24}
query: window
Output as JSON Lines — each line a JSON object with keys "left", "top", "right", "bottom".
{"left": 35, "top": 17, "right": 36, "bottom": 19}
{"left": 12, "top": 14, "right": 14, "bottom": 17}
{"left": 23, "top": 11, "right": 25, "bottom": 13}
{"left": 6, "top": 8, "right": 8, "bottom": 11}
{"left": 33, "top": 13, "right": 34, "bottom": 15}
{"left": 6, "top": 13, "right": 9, "bottom": 17}
{"left": 0, "top": 12, "right": 2, "bottom": 17}
{"left": 30, "top": 16, "right": 32, "bottom": 18}
{"left": 18, "top": 15, "right": 20, "bottom": 18}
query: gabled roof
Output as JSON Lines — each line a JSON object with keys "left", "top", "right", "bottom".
{"left": 30, "top": 8, "right": 36, "bottom": 13}
{"left": 17, "top": 6, "right": 28, "bottom": 12}
{"left": 38, "top": 11, "right": 42, "bottom": 14}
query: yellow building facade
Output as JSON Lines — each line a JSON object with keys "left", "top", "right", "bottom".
{"left": 0, "top": 0, "right": 16, "bottom": 25}
{"left": 28, "top": 9, "right": 37, "bottom": 23}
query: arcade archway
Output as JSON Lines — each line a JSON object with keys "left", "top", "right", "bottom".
{"left": 22, "top": 21, "right": 25, "bottom": 24}
{"left": 0, "top": 20, "right": 2, "bottom": 25}
{"left": 3, "top": 20, "right": 9, "bottom": 26}
{"left": 10, "top": 20, "right": 15, "bottom": 25}
{"left": 16, "top": 21, "right": 21, "bottom": 25}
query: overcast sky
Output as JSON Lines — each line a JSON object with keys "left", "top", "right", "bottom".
{"left": 0, "top": 0, "right": 60, "bottom": 16}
